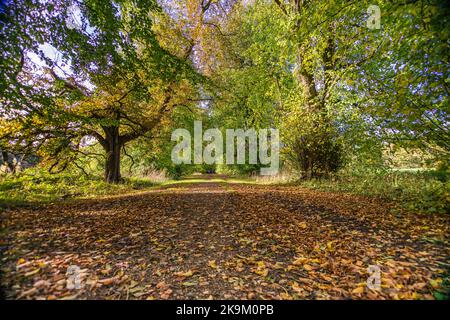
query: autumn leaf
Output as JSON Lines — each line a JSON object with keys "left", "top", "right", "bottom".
{"left": 327, "top": 241, "right": 335, "bottom": 252}
{"left": 429, "top": 279, "right": 442, "bottom": 289}
{"left": 279, "top": 292, "right": 293, "bottom": 300}
{"left": 253, "top": 261, "right": 269, "bottom": 277}
{"left": 352, "top": 286, "right": 365, "bottom": 294}
{"left": 182, "top": 281, "right": 197, "bottom": 286}
{"left": 303, "top": 264, "right": 314, "bottom": 271}
{"left": 291, "top": 281, "right": 304, "bottom": 294}
{"left": 298, "top": 222, "right": 308, "bottom": 229}
{"left": 24, "top": 268, "right": 40, "bottom": 277}
{"left": 174, "top": 270, "right": 194, "bottom": 277}
{"left": 1, "top": 172, "right": 447, "bottom": 301}
{"left": 292, "top": 256, "right": 307, "bottom": 266}
{"left": 98, "top": 276, "right": 120, "bottom": 286}
{"left": 160, "top": 289, "right": 173, "bottom": 299}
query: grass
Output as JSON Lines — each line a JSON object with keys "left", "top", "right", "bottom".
{"left": 0, "top": 168, "right": 161, "bottom": 209}
{"left": 164, "top": 170, "right": 449, "bottom": 215}
{"left": 0, "top": 169, "right": 257, "bottom": 209}
{"left": 1, "top": 168, "right": 448, "bottom": 215}
{"left": 162, "top": 176, "right": 256, "bottom": 185}
{"left": 294, "top": 169, "right": 449, "bottom": 214}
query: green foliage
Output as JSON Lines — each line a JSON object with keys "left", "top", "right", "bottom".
{"left": 433, "top": 267, "right": 450, "bottom": 300}
{"left": 0, "top": 0, "right": 203, "bottom": 182}
{"left": 205, "top": 0, "right": 449, "bottom": 178}
{"left": 299, "top": 169, "right": 449, "bottom": 214}
{"left": 216, "top": 163, "right": 260, "bottom": 176}
{"left": 1, "top": 0, "right": 449, "bottom": 207}
{"left": 0, "top": 168, "right": 158, "bottom": 208}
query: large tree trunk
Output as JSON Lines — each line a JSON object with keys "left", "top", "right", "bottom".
{"left": 103, "top": 126, "right": 122, "bottom": 183}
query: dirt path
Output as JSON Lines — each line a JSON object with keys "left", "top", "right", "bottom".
{"left": 1, "top": 177, "right": 449, "bottom": 299}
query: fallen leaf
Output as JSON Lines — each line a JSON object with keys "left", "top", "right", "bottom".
{"left": 352, "top": 286, "right": 365, "bottom": 294}
{"left": 174, "top": 270, "right": 194, "bottom": 277}
{"left": 160, "top": 289, "right": 173, "bottom": 299}
{"left": 303, "top": 264, "right": 314, "bottom": 271}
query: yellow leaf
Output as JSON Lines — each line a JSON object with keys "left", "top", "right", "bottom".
{"left": 430, "top": 279, "right": 442, "bottom": 289}
{"left": 24, "top": 268, "right": 40, "bottom": 277}
{"left": 280, "top": 292, "right": 293, "bottom": 300}
{"left": 182, "top": 281, "right": 197, "bottom": 286}
{"left": 208, "top": 260, "right": 218, "bottom": 269}
{"left": 174, "top": 270, "right": 194, "bottom": 277}
{"left": 352, "top": 286, "right": 365, "bottom": 294}
{"left": 254, "top": 268, "right": 268, "bottom": 277}
{"left": 327, "top": 241, "right": 335, "bottom": 252}
{"left": 291, "top": 281, "right": 303, "bottom": 293}
{"left": 303, "top": 264, "right": 314, "bottom": 271}
{"left": 293, "top": 257, "right": 307, "bottom": 265}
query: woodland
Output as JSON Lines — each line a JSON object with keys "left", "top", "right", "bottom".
{"left": 0, "top": 0, "right": 449, "bottom": 300}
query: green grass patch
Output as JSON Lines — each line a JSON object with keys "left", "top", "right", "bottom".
{"left": 0, "top": 168, "right": 160, "bottom": 209}
{"left": 295, "top": 169, "right": 449, "bottom": 214}
{"left": 162, "top": 177, "right": 255, "bottom": 186}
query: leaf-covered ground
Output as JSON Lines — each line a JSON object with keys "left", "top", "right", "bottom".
{"left": 1, "top": 175, "right": 449, "bottom": 300}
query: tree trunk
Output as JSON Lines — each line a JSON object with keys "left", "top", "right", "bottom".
{"left": 293, "top": 42, "right": 341, "bottom": 179}
{"left": 304, "top": 158, "right": 313, "bottom": 180}
{"left": 103, "top": 126, "right": 122, "bottom": 183}
{"left": 1, "top": 150, "right": 16, "bottom": 173}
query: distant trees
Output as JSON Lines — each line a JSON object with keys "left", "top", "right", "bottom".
{"left": 202, "top": 0, "right": 449, "bottom": 177}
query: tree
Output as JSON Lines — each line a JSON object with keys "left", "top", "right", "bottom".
{"left": 204, "top": 0, "right": 449, "bottom": 177}
{"left": 355, "top": 0, "right": 449, "bottom": 161}
{"left": 1, "top": 0, "right": 448, "bottom": 182}
{"left": 0, "top": 0, "right": 204, "bottom": 182}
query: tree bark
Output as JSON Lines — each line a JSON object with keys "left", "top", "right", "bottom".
{"left": 103, "top": 126, "right": 122, "bottom": 183}
{"left": 1, "top": 150, "right": 16, "bottom": 173}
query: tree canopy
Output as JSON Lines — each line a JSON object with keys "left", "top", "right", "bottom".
{"left": 1, "top": 0, "right": 448, "bottom": 181}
